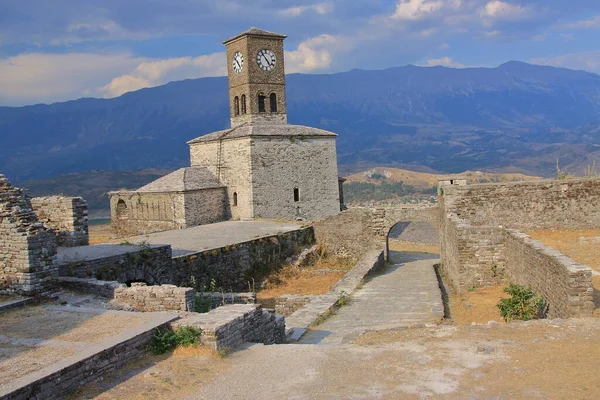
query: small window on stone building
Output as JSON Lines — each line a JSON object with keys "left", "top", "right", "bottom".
{"left": 293, "top": 187, "right": 300, "bottom": 202}
{"left": 258, "top": 93, "right": 266, "bottom": 113}
{"left": 116, "top": 199, "right": 128, "bottom": 220}
{"left": 241, "top": 95, "right": 247, "bottom": 114}
{"left": 270, "top": 93, "right": 277, "bottom": 112}
{"left": 234, "top": 96, "right": 240, "bottom": 116}
{"left": 233, "top": 192, "right": 238, "bottom": 206}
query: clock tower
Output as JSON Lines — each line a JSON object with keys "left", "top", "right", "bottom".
{"left": 223, "top": 27, "right": 288, "bottom": 127}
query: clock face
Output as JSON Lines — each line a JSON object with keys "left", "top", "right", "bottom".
{"left": 256, "top": 49, "right": 276, "bottom": 71}
{"left": 232, "top": 51, "right": 244, "bottom": 74}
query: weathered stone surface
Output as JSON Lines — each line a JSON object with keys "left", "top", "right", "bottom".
{"left": 30, "top": 196, "right": 89, "bottom": 247}
{"left": 0, "top": 174, "right": 58, "bottom": 296}
{"left": 114, "top": 283, "right": 195, "bottom": 312}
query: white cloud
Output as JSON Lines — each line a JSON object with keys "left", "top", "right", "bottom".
{"left": 391, "top": 0, "right": 464, "bottom": 21}
{"left": 530, "top": 51, "right": 600, "bottom": 73}
{"left": 426, "top": 56, "right": 465, "bottom": 68}
{"left": 96, "top": 53, "right": 227, "bottom": 98}
{"left": 279, "top": 2, "right": 333, "bottom": 17}
{"left": 285, "top": 34, "right": 350, "bottom": 73}
{"left": 0, "top": 52, "right": 145, "bottom": 105}
{"left": 481, "top": 1, "right": 530, "bottom": 20}
{"left": 438, "top": 42, "right": 450, "bottom": 49}
{"left": 562, "top": 15, "right": 600, "bottom": 30}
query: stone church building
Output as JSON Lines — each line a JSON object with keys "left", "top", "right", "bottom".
{"left": 110, "top": 28, "right": 342, "bottom": 235}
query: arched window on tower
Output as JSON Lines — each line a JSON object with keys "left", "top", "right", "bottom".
{"left": 270, "top": 93, "right": 277, "bottom": 112}
{"left": 241, "top": 95, "right": 247, "bottom": 114}
{"left": 258, "top": 93, "right": 266, "bottom": 113}
{"left": 116, "top": 199, "right": 128, "bottom": 220}
{"left": 233, "top": 192, "right": 238, "bottom": 206}
{"left": 234, "top": 96, "right": 240, "bottom": 116}
{"left": 293, "top": 187, "right": 300, "bottom": 202}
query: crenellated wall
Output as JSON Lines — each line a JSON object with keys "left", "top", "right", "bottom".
{"left": 31, "top": 196, "right": 89, "bottom": 247}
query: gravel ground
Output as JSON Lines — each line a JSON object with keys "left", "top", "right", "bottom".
{"left": 389, "top": 221, "right": 439, "bottom": 244}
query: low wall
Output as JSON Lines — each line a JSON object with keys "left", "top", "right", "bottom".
{"left": 31, "top": 196, "right": 89, "bottom": 247}
{"left": 275, "top": 295, "right": 312, "bottom": 316}
{"left": 200, "top": 292, "right": 256, "bottom": 309}
{"left": 504, "top": 230, "right": 594, "bottom": 318}
{"left": 58, "top": 277, "right": 123, "bottom": 298}
{"left": 172, "top": 227, "right": 315, "bottom": 292}
{"left": 57, "top": 244, "right": 174, "bottom": 285}
{"left": 114, "top": 283, "right": 195, "bottom": 312}
{"left": 173, "top": 304, "right": 286, "bottom": 351}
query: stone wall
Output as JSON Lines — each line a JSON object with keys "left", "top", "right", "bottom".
{"left": 200, "top": 292, "right": 256, "bottom": 309}
{"left": 0, "top": 175, "right": 58, "bottom": 296}
{"left": 504, "top": 230, "right": 594, "bottom": 318}
{"left": 173, "top": 304, "right": 286, "bottom": 352}
{"left": 114, "top": 283, "right": 195, "bottom": 312}
{"left": 173, "top": 226, "right": 315, "bottom": 292}
{"left": 184, "top": 188, "right": 228, "bottom": 227}
{"left": 275, "top": 295, "right": 312, "bottom": 316}
{"left": 250, "top": 137, "right": 340, "bottom": 221}
{"left": 190, "top": 137, "right": 254, "bottom": 220}
{"left": 57, "top": 244, "right": 174, "bottom": 285}
{"left": 31, "top": 196, "right": 89, "bottom": 247}
{"left": 442, "top": 178, "right": 600, "bottom": 230}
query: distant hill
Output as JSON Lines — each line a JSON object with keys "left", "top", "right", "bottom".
{"left": 343, "top": 167, "right": 541, "bottom": 204}
{"left": 2, "top": 61, "right": 600, "bottom": 181}
{"left": 18, "top": 169, "right": 171, "bottom": 217}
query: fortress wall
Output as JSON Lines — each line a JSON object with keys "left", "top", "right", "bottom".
{"left": 189, "top": 138, "right": 254, "bottom": 220}
{"left": 114, "top": 283, "right": 195, "bottom": 312}
{"left": 250, "top": 136, "right": 340, "bottom": 221}
{"left": 172, "top": 226, "right": 315, "bottom": 292}
{"left": 442, "top": 178, "right": 600, "bottom": 230}
{"left": 504, "top": 230, "right": 594, "bottom": 318}
{"left": 31, "top": 196, "right": 88, "bottom": 247}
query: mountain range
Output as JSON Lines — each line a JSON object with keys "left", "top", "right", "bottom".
{"left": 2, "top": 61, "right": 600, "bottom": 182}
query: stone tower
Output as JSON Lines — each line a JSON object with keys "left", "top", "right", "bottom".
{"left": 224, "top": 27, "right": 288, "bottom": 127}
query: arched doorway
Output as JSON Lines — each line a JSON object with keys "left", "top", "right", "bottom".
{"left": 385, "top": 221, "right": 440, "bottom": 261}
{"left": 116, "top": 199, "right": 129, "bottom": 220}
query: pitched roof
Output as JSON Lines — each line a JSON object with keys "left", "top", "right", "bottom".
{"left": 136, "top": 167, "right": 224, "bottom": 193}
{"left": 187, "top": 123, "right": 337, "bottom": 144}
{"left": 223, "top": 27, "right": 287, "bottom": 44}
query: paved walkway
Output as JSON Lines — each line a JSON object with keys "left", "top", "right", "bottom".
{"left": 301, "top": 251, "right": 444, "bottom": 345}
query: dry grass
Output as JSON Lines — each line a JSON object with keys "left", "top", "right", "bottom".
{"left": 528, "top": 228, "right": 600, "bottom": 270}
{"left": 449, "top": 286, "right": 509, "bottom": 325}
{"left": 388, "top": 240, "right": 440, "bottom": 254}
{"left": 89, "top": 223, "right": 113, "bottom": 245}
{"left": 0, "top": 344, "right": 76, "bottom": 384}
{"left": 257, "top": 258, "right": 353, "bottom": 299}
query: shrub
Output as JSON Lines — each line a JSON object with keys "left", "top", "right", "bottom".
{"left": 150, "top": 326, "right": 203, "bottom": 354}
{"left": 194, "top": 294, "right": 212, "bottom": 313}
{"left": 497, "top": 284, "right": 545, "bottom": 322}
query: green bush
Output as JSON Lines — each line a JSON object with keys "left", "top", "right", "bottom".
{"left": 150, "top": 326, "right": 203, "bottom": 354}
{"left": 194, "top": 294, "right": 212, "bottom": 313}
{"left": 497, "top": 284, "right": 545, "bottom": 322}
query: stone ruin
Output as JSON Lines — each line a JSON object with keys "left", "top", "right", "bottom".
{"left": 0, "top": 174, "right": 58, "bottom": 296}
{"left": 0, "top": 174, "right": 90, "bottom": 296}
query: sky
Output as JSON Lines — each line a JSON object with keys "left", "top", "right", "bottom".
{"left": 1, "top": 0, "right": 600, "bottom": 106}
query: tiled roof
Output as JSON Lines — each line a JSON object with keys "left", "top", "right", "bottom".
{"left": 223, "top": 27, "right": 287, "bottom": 44}
{"left": 187, "top": 124, "right": 337, "bottom": 144}
{"left": 136, "top": 167, "right": 224, "bottom": 193}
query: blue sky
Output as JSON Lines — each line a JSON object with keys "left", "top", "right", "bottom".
{"left": 1, "top": 0, "right": 600, "bottom": 106}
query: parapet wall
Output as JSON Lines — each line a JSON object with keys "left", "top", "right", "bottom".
{"left": 31, "top": 196, "right": 89, "bottom": 247}
{"left": 442, "top": 178, "right": 600, "bottom": 230}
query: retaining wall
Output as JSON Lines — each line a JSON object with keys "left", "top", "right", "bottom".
{"left": 58, "top": 277, "right": 123, "bottom": 298}
{"left": 172, "top": 226, "right": 315, "bottom": 292}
